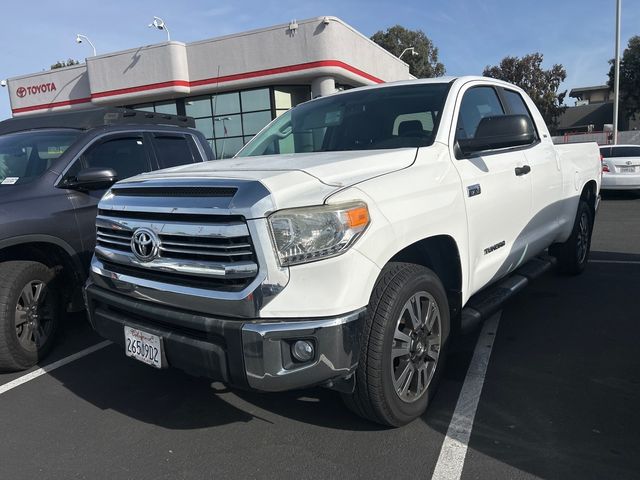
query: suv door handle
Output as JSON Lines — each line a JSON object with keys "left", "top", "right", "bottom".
{"left": 515, "top": 165, "right": 531, "bottom": 176}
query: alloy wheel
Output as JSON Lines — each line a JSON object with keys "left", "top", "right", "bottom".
{"left": 390, "top": 291, "right": 441, "bottom": 403}
{"left": 14, "top": 280, "right": 55, "bottom": 351}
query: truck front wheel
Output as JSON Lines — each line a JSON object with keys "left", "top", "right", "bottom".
{"left": 0, "top": 261, "right": 60, "bottom": 371}
{"left": 343, "top": 262, "right": 450, "bottom": 426}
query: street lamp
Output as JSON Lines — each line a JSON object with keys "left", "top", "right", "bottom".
{"left": 613, "top": 0, "right": 622, "bottom": 145}
{"left": 75, "top": 34, "right": 97, "bottom": 57}
{"left": 148, "top": 16, "right": 170, "bottom": 41}
{"left": 214, "top": 117, "right": 231, "bottom": 158}
{"left": 399, "top": 47, "right": 418, "bottom": 59}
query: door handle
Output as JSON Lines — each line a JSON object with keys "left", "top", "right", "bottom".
{"left": 515, "top": 165, "right": 531, "bottom": 176}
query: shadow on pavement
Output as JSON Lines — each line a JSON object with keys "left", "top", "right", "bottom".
{"left": 45, "top": 339, "right": 389, "bottom": 431}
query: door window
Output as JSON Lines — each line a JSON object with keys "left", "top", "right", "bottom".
{"left": 455, "top": 87, "right": 504, "bottom": 140}
{"left": 503, "top": 90, "right": 531, "bottom": 117}
{"left": 81, "top": 137, "right": 150, "bottom": 180}
{"left": 153, "top": 135, "right": 196, "bottom": 169}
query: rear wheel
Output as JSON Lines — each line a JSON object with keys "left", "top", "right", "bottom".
{"left": 0, "top": 261, "right": 60, "bottom": 371}
{"left": 553, "top": 200, "right": 593, "bottom": 275}
{"left": 342, "top": 262, "right": 450, "bottom": 426}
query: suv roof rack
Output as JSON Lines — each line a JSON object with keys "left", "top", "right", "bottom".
{"left": 0, "top": 107, "right": 195, "bottom": 135}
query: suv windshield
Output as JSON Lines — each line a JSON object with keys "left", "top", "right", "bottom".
{"left": 237, "top": 83, "right": 450, "bottom": 157}
{"left": 0, "top": 130, "right": 81, "bottom": 185}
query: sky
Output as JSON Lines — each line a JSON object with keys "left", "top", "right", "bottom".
{"left": 0, "top": 0, "right": 638, "bottom": 120}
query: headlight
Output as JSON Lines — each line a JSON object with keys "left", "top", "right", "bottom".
{"left": 268, "top": 202, "right": 370, "bottom": 266}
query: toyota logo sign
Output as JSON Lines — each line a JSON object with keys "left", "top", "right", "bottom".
{"left": 16, "top": 87, "right": 27, "bottom": 98}
{"left": 131, "top": 228, "right": 160, "bottom": 262}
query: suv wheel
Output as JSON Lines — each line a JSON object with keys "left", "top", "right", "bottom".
{"left": 0, "top": 261, "right": 60, "bottom": 371}
{"left": 342, "top": 262, "right": 450, "bottom": 426}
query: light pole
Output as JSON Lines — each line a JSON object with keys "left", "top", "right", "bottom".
{"left": 399, "top": 47, "right": 418, "bottom": 60}
{"left": 148, "top": 16, "right": 170, "bottom": 42}
{"left": 214, "top": 117, "right": 231, "bottom": 158}
{"left": 613, "top": 0, "right": 622, "bottom": 145}
{"left": 75, "top": 34, "right": 97, "bottom": 57}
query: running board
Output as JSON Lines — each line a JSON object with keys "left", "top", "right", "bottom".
{"left": 460, "top": 254, "right": 556, "bottom": 333}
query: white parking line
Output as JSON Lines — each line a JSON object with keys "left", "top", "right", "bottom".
{"left": 589, "top": 259, "right": 640, "bottom": 265}
{"left": 0, "top": 340, "right": 111, "bottom": 396}
{"left": 431, "top": 313, "right": 501, "bottom": 480}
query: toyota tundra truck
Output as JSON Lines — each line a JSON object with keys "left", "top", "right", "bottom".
{"left": 85, "top": 77, "right": 600, "bottom": 426}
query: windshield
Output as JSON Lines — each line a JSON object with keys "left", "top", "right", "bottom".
{"left": 237, "top": 83, "right": 450, "bottom": 157}
{"left": 0, "top": 130, "right": 81, "bottom": 185}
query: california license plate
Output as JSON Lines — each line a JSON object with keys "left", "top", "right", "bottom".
{"left": 124, "top": 326, "right": 164, "bottom": 368}
{"left": 620, "top": 166, "right": 636, "bottom": 173}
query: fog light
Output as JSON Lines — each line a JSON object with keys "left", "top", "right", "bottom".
{"left": 292, "top": 340, "right": 314, "bottom": 362}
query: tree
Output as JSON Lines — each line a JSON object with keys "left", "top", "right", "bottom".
{"left": 50, "top": 59, "right": 80, "bottom": 70}
{"left": 483, "top": 53, "right": 567, "bottom": 132}
{"left": 371, "top": 25, "right": 445, "bottom": 78}
{"left": 608, "top": 35, "right": 640, "bottom": 121}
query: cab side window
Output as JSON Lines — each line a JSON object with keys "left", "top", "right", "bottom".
{"left": 153, "top": 135, "right": 197, "bottom": 169}
{"left": 503, "top": 89, "right": 531, "bottom": 117}
{"left": 455, "top": 87, "right": 504, "bottom": 140}
{"left": 83, "top": 137, "right": 150, "bottom": 180}
{"left": 66, "top": 136, "right": 151, "bottom": 182}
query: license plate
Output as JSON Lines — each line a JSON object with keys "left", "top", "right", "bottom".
{"left": 124, "top": 326, "right": 164, "bottom": 368}
{"left": 620, "top": 166, "right": 637, "bottom": 173}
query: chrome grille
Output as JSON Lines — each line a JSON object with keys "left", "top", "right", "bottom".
{"left": 94, "top": 211, "right": 258, "bottom": 289}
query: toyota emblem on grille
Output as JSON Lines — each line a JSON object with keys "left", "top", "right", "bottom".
{"left": 131, "top": 228, "right": 159, "bottom": 262}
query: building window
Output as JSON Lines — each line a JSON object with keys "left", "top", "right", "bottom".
{"left": 129, "top": 100, "right": 178, "bottom": 115}
{"left": 274, "top": 86, "right": 311, "bottom": 117}
{"left": 145, "top": 86, "right": 313, "bottom": 159}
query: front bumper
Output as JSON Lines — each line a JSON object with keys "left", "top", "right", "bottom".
{"left": 85, "top": 283, "right": 364, "bottom": 392}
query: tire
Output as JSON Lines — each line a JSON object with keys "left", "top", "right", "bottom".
{"left": 342, "top": 262, "right": 450, "bottom": 427}
{"left": 553, "top": 200, "right": 593, "bottom": 275}
{"left": 0, "top": 261, "right": 60, "bottom": 371}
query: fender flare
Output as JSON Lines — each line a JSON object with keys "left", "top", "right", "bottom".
{"left": 0, "top": 234, "right": 86, "bottom": 277}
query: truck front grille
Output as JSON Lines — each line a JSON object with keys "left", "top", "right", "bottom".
{"left": 95, "top": 209, "right": 258, "bottom": 290}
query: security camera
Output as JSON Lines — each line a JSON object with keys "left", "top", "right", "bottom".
{"left": 149, "top": 16, "right": 165, "bottom": 30}
{"left": 75, "top": 35, "right": 82, "bottom": 44}
{"left": 0, "top": 80, "right": 6, "bottom": 88}
{"left": 322, "top": 17, "right": 330, "bottom": 25}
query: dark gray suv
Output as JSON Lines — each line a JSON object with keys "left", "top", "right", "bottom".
{"left": 0, "top": 108, "right": 214, "bottom": 371}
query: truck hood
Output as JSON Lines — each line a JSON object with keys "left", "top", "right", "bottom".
{"left": 116, "top": 148, "right": 419, "bottom": 213}
{"left": 141, "top": 148, "right": 418, "bottom": 188}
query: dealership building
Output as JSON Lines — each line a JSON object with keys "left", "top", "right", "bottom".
{"left": 5, "top": 17, "right": 413, "bottom": 158}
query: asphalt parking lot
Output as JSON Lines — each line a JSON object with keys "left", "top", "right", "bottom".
{"left": 1, "top": 192, "right": 639, "bottom": 480}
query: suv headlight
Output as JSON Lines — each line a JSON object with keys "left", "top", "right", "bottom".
{"left": 268, "top": 202, "right": 370, "bottom": 266}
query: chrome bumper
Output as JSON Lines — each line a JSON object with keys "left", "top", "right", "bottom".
{"left": 241, "top": 309, "right": 365, "bottom": 392}
{"left": 85, "top": 281, "right": 364, "bottom": 392}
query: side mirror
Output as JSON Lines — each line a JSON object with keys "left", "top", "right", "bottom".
{"left": 457, "top": 114, "right": 536, "bottom": 157}
{"left": 65, "top": 167, "right": 118, "bottom": 191}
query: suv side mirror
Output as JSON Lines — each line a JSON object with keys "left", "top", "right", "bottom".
{"left": 65, "top": 167, "right": 118, "bottom": 191}
{"left": 457, "top": 114, "right": 536, "bottom": 157}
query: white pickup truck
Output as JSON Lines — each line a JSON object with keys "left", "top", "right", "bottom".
{"left": 85, "top": 77, "right": 601, "bottom": 426}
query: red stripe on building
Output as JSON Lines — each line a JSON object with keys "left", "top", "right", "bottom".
{"left": 12, "top": 96, "right": 92, "bottom": 114}
{"left": 189, "top": 60, "right": 384, "bottom": 87}
{"left": 91, "top": 80, "right": 191, "bottom": 99}
{"left": 12, "top": 60, "right": 384, "bottom": 114}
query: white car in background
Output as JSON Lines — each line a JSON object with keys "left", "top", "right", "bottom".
{"left": 600, "top": 145, "right": 640, "bottom": 190}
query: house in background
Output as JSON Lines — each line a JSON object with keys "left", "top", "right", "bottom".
{"left": 556, "top": 84, "right": 640, "bottom": 138}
